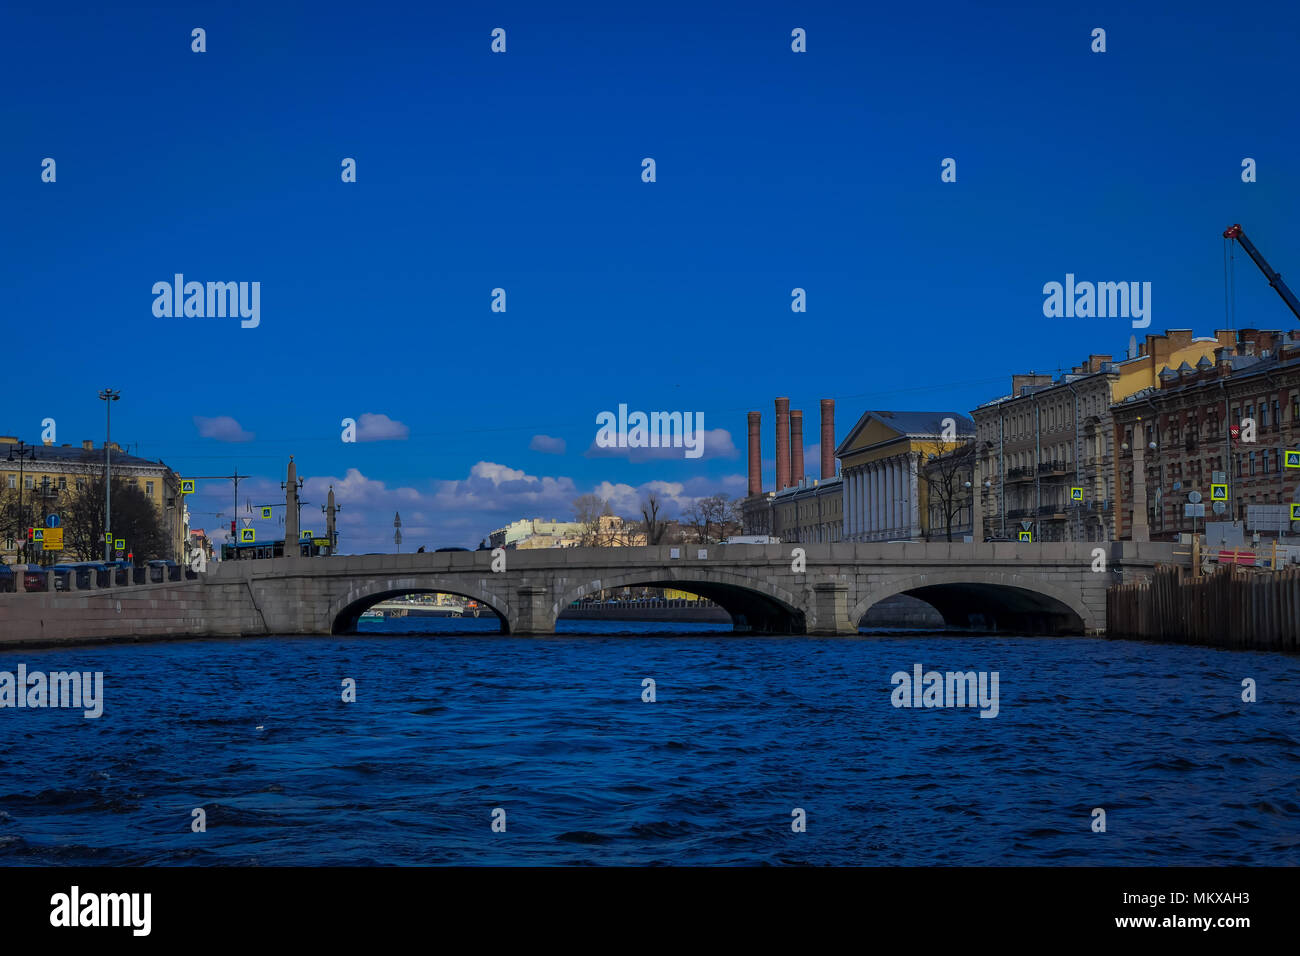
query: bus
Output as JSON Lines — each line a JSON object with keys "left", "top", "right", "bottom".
{"left": 219, "top": 537, "right": 328, "bottom": 561}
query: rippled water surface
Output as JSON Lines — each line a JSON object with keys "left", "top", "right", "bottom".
{"left": 1, "top": 620, "right": 1297, "bottom": 865}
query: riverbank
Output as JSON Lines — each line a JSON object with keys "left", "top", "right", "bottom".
{"left": 1108, "top": 564, "right": 1300, "bottom": 652}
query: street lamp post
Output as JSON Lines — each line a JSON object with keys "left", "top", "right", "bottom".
{"left": 99, "top": 388, "right": 120, "bottom": 563}
{"left": 7, "top": 441, "right": 37, "bottom": 563}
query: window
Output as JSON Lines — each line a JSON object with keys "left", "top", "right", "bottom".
{"left": 75, "top": 478, "right": 85, "bottom": 491}
{"left": 1263, "top": 450, "right": 1271, "bottom": 474}
{"left": 145, "top": 481, "right": 154, "bottom": 497}
{"left": 23, "top": 476, "right": 32, "bottom": 490}
{"left": 5, "top": 475, "right": 13, "bottom": 490}
{"left": 1261, "top": 403, "right": 1270, "bottom": 427}
{"left": 1249, "top": 451, "right": 1256, "bottom": 476}
{"left": 58, "top": 477, "right": 66, "bottom": 490}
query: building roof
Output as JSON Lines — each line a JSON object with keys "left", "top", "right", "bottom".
{"left": 0, "top": 440, "right": 167, "bottom": 470}
{"left": 834, "top": 409, "right": 975, "bottom": 457}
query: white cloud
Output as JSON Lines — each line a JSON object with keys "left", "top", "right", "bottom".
{"left": 529, "top": 434, "right": 566, "bottom": 455}
{"left": 194, "top": 415, "right": 254, "bottom": 442}
{"left": 356, "top": 412, "right": 410, "bottom": 442}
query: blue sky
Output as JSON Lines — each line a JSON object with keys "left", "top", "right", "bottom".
{"left": 2, "top": 0, "right": 1297, "bottom": 550}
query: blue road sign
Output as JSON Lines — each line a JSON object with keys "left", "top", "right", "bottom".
{"left": 46, "top": 514, "right": 60, "bottom": 528}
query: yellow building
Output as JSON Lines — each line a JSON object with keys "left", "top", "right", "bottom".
{"left": 835, "top": 411, "right": 975, "bottom": 541}
{"left": 0, "top": 436, "right": 185, "bottom": 563}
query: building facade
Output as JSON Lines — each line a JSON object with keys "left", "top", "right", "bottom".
{"left": 1111, "top": 328, "right": 1300, "bottom": 541}
{"left": 1, "top": 436, "right": 185, "bottom": 564}
{"left": 745, "top": 476, "right": 843, "bottom": 543}
{"left": 971, "top": 329, "right": 1238, "bottom": 542}
{"left": 835, "top": 410, "right": 975, "bottom": 541}
{"left": 489, "top": 514, "right": 646, "bottom": 549}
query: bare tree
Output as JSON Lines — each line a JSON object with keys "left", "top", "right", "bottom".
{"left": 572, "top": 493, "right": 608, "bottom": 546}
{"left": 641, "top": 492, "right": 668, "bottom": 545}
{"left": 0, "top": 487, "right": 42, "bottom": 563}
{"left": 683, "top": 493, "right": 738, "bottom": 544}
{"left": 917, "top": 442, "right": 976, "bottom": 541}
{"left": 63, "top": 473, "right": 168, "bottom": 561}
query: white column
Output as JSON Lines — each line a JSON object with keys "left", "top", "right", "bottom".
{"left": 848, "top": 470, "right": 856, "bottom": 539}
{"left": 880, "top": 460, "right": 889, "bottom": 537}
{"left": 853, "top": 470, "right": 862, "bottom": 540}
{"left": 887, "top": 459, "right": 897, "bottom": 536}
{"left": 909, "top": 466, "right": 920, "bottom": 536}
{"left": 843, "top": 470, "right": 851, "bottom": 541}
{"left": 843, "top": 471, "right": 851, "bottom": 539}
{"left": 860, "top": 469, "right": 868, "bottom": 539}
{"left": 896, "top": 459, "right": 905, "bottom": 534}
{"left": 873, "top": 464, "right": 883, "bottom": 538}
{"left": 866, "top": 465, "right": 874, "bottom": 538}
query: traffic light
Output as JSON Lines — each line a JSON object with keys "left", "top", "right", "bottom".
{"left": 231, "top": 520, "right": 237, "bottom": 536}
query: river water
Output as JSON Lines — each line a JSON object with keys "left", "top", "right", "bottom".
{"left": 1, "top": 619, "right": 1297, "bottom": 865}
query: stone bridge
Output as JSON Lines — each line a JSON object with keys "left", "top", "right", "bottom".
{"left": 0, "top": 542, "right": 1181, "bottom": 646}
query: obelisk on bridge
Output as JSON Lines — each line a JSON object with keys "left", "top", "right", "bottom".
{"left": 285, "top": 456, "right": 300, "bottom": 549}
{"left": 326, "top": 485, "right": 337, "bottom": 555}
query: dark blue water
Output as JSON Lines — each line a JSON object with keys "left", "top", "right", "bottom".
{"left": 1, "top": 620, "right": 1297, "bottom": 865}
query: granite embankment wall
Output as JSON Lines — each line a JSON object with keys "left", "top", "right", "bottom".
{"left": 0, "top": 577, "right": 259, "bottom": 648}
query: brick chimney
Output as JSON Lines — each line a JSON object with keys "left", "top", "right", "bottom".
{"left": 790, "top": 410, "right": 805, "bottom": 486}
{"left": 747, "top": 411, "right": 762, "bottom": 497}
{"left": 820, "top": 399, "right": 835, "bottom": 479}
{"left": 775, "top": 398, "right": 790, "bottom": 490}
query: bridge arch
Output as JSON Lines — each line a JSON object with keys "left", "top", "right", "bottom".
{"left": 851, "top": 569, "right": 1096, "bottom": 635}
{"left": 556, "top": 569, "right": 808, "bottom": 633}
{"left": 327, "top": 576, "right": 513, "bottom": 634}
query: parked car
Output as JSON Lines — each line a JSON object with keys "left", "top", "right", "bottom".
{"left": 147, "top": 559, "right": 181, "bottom": 583}
{"left": 95, "top": 561, "right": 131, "bottom": 587}
{"left": 50, "top": 563, "right": 98, "bottom": 591}
{"left": 12, "top": 564, "right": 49, "bottom": 592}
{"left": 0, "top": 564, "right": 14, "bottom": 593}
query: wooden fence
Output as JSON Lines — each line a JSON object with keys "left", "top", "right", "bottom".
{"left": 1107, "top": 563, "right": 1300, "bottom": 651}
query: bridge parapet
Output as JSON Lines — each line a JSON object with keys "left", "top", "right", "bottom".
{"left": 0, "top": 540, "right": 1184, "bottom": 645}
